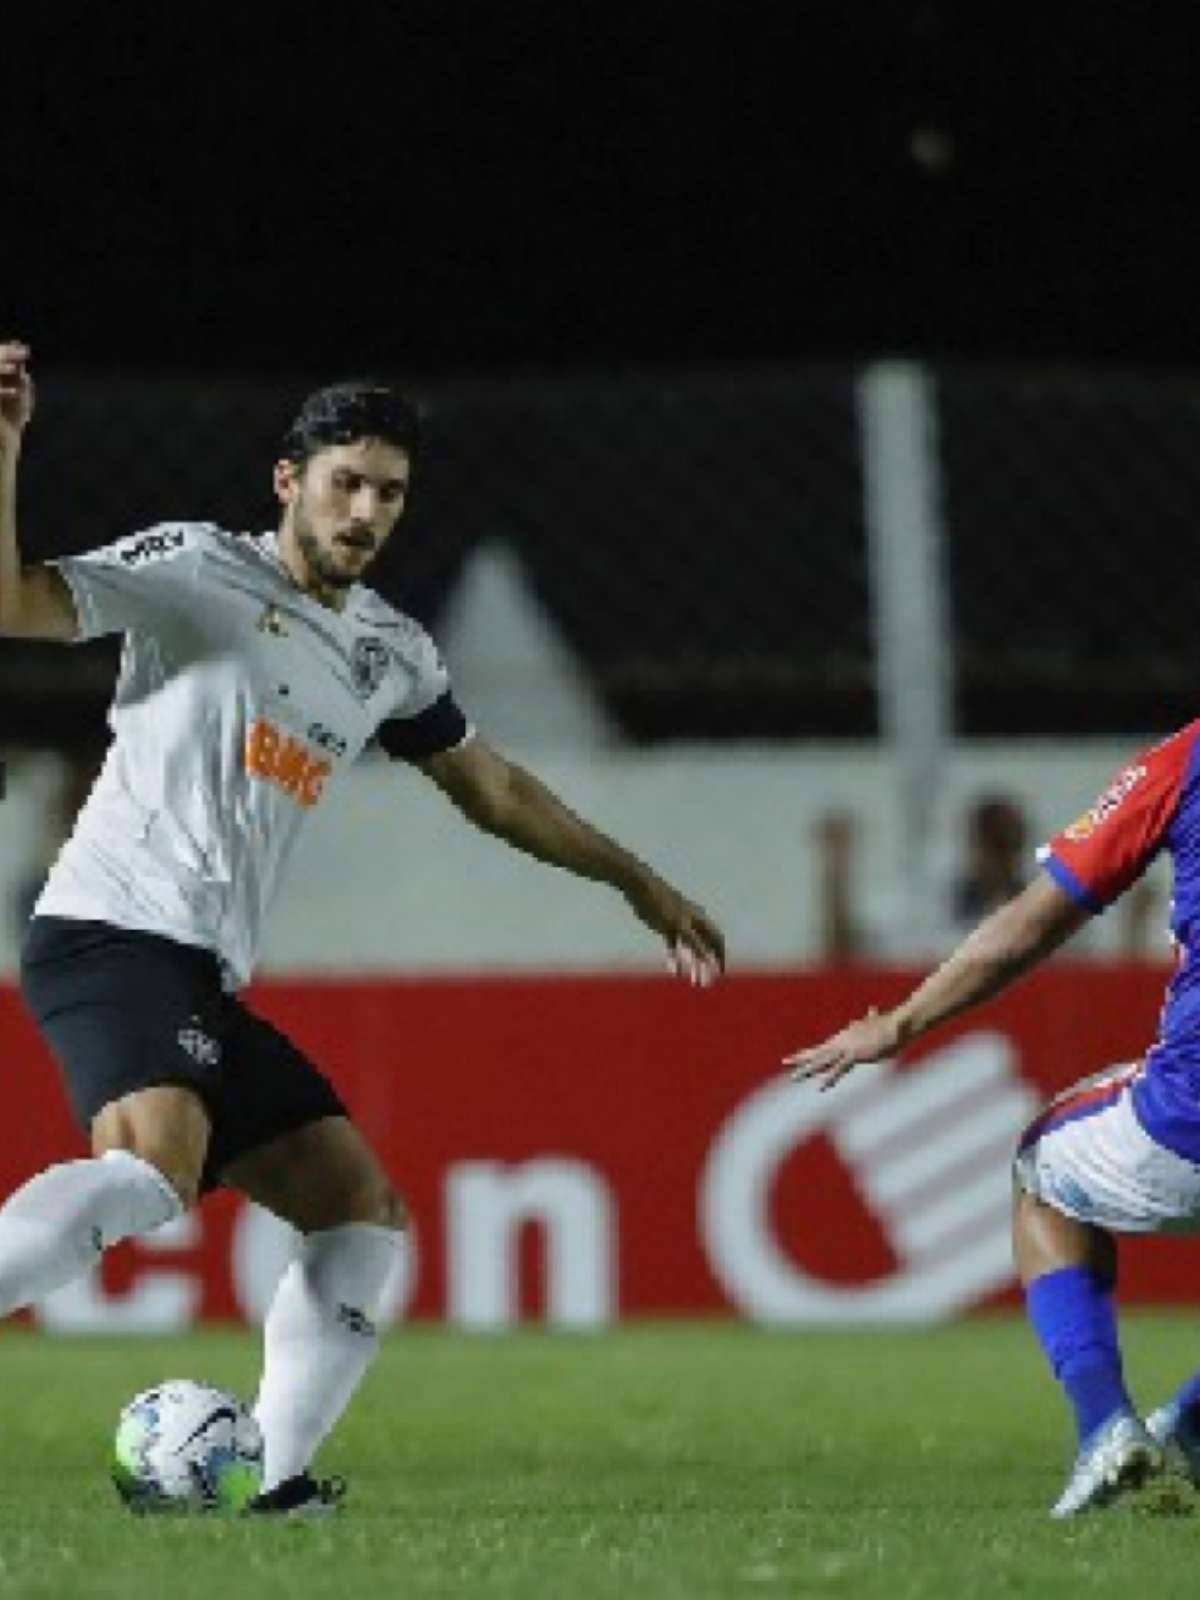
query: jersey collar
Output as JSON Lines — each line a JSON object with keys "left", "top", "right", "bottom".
{"left": 256, "top": 529, "right": 363, "bottom": 613}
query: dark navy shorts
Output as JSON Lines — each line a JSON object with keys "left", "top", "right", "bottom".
{"left": 20, "top": 916, "right": 348, "bottom": 1194}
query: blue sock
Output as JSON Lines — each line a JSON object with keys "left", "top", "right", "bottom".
{"left": 1026, "top": 1266, "right": 1131, "bottom": 1447}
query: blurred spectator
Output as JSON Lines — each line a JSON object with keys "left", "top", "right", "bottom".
{"left": 812, "top": 789, "right": 1171, "bottom": 965}
{"left": 812, "top": 792, "right": 1035, "bottom": 962}
{"left": 812, "top": 809, "right": 865, "bottom": 962}
{"left": 949, "top": 793, "right": 1030, "bottom": 933}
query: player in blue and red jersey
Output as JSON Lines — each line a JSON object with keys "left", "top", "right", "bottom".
{"left": 787, "top": 721, "right": 1200, "bottom": 1517}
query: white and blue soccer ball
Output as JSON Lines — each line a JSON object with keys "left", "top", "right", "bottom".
{"left": 111, "top": 1379, "right": 263, "bottom": 1514}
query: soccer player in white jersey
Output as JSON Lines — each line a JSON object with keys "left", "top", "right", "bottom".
{"left": 0, "top": 341, "right": 725, "bottom": 1515}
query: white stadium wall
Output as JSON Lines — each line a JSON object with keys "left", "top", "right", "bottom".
{"left": 0, "top": 740, "right": 1173, "bottom": 978}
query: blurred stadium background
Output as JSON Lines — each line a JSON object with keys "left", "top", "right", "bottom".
{"left": 3, "top": 4, "right": 1199, "bottom": 1336}
{"left": 0, "top": 358, "right": 1186, "bottom": 1336}
{"left": 1, "top": 362, "right": 1185, "bottom": 966}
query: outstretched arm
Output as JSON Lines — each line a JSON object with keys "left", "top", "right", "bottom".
{"left": 419, "top": 736, "right": 725, "bottom": 984}
{"left": 786, "top": 874, "right": 1089, "bottom": 1089}
{"left": 0, "top": 341, "right": 78, "bottom": 640}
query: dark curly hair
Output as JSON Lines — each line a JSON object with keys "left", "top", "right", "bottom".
{"left": 282, "top": 380, "right": 421, "bottom": 467}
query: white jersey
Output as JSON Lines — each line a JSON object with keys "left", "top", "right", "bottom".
{"left": 35, "top": 522, "right": 468, "bottom": 987}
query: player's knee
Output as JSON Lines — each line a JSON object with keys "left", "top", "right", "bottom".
{"left": 91, "top": 1087, "right": 207, "bottom": 1210}
{"left": 378, "top": 1185, "right": 408, "bottom": 1232}
{"left": 305, "top": 1169, "right": 406, "bottom": 1232}
{"left": 123, "top": 1144, "right": 199, "bottom": 1210}
{"left": 351, "top": 1177, "right": 406, "bottom": 1232}
{"left": 92, "top": 1132, "right": 198, "bottom": 1208}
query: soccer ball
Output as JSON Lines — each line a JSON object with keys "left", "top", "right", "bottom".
{"left": 111, "top": 1379, "right": 263, "bottom": 1514}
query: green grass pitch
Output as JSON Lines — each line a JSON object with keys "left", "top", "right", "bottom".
{"left": 3, "top": 1314, "right": 1200, "bottom": 1598}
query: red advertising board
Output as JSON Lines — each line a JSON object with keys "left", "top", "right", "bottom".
{"left": 0, "top": 964, "right": 1188, "bottom": 1327}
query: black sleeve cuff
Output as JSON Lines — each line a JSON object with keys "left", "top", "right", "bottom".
{"left": 377, "top": 692, "right": 470, "bottom": 762}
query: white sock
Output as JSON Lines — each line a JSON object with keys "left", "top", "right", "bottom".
{"left": 0, "top": 1150, "right": 183, "bottom": 1317}
{"left": 253, "top": 1222, "right": 405, "bottom": 1490}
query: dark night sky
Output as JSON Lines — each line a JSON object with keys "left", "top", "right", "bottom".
{"left": 6, "top": 3, "right": 1200, "bottom": 376}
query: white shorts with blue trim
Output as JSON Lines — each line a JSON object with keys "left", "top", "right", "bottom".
{"left": 1014, "top": 1063, "right": 1200, "bottom": 1235}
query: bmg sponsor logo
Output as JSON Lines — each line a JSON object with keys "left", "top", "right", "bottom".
{"left": 244, "top": 718, "right": 331, "bottom": 807}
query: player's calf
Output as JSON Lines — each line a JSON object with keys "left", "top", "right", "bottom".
{"left": 251, "top": 1221, "right": 405, "bottom": 1493}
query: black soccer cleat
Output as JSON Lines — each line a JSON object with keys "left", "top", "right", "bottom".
{"left": 245, "top": 1471, "right": 347, "bottom": 1518}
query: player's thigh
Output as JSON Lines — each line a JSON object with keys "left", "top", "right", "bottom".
{"left": 21, "top": 918, "right": 225, "bottom": 1204}
{"left": 1013, "top": 1062, "right": 1200, "bottom": 1236}
{"left": 199, "top": 1000, "right": 360, "bottom": 1205}
{"left": 221, "top": 1115, "right": 406, "bottom": 1234}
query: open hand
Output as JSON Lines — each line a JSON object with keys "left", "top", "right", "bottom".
{"left": 783, "top": 1006, "right": 901, "bottom": 1091}
{"left": 624, "top": 873, "right": 725, "bottom": 987}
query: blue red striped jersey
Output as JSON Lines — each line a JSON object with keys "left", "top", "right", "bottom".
{"left": 1040, "top": 718, "right": 1200, "bottom": 1160}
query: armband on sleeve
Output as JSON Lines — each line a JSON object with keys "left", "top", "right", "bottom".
{"left": 377, "top": 692, "right": 471, "bottom": 762}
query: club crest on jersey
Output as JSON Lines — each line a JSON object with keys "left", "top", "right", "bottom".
{"left": 351, "top": 636, "right": 390, "bottom": 699}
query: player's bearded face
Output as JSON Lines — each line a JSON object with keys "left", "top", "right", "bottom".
{"left": 293, "top": 495, "right": 362, "bottom": 591}
{"left": 279, "top": 439, "right": 410, "bottom": 597}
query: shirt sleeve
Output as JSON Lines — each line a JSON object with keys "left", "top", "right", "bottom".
{"left": 377, "top": 691, "right": 472, "bottom": 762}
{"left": 374, "top": 616, "right": 473, "bottom": 761}
{"left": 51, "top": 523, "right": 204, "bottom": 641}
{"left": 1039, "top": 721, "right": 1200, "bottom": 912}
